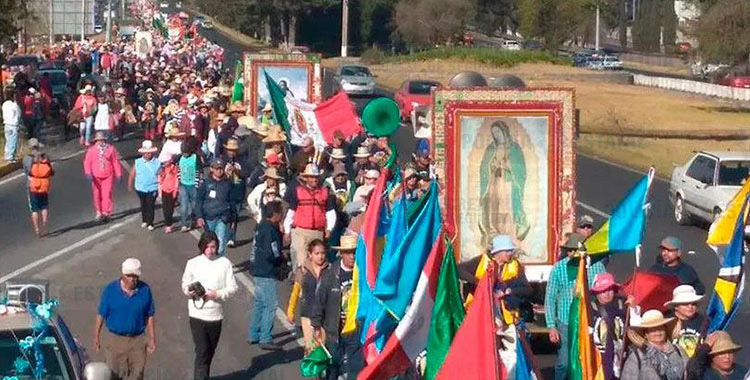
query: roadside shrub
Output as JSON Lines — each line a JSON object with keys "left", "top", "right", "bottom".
{"left": 361, "top": 46, "right": 386, "bottom": 65}
{"left": 386, "top": 46, "right": 572, "bottom": 67}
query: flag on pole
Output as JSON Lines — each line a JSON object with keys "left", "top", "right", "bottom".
{"left": 263, "top": 72, "right": 361, "bottom": 150}
{"left": 620, "top": 271, "right": 680, "bottom": 312}
{"left": 515, "top": 329, "right": 538, "bottom": 380}
{"left": 707, "top": 179, "right": 750, "bottom": 246}
{"left": 231, "top": 60, "right": 243, "bottom": 103}
{"left": 568, "top": 255, "right": 605, "bottom": 380}
{"left": 706, "top": 195, "right": 749, "bottom": 332}
{"left": 435, "top": 265, "right": 503, "bottom": 380}
{"left": 585, "top": 168, "right": 654, "bottom": 255}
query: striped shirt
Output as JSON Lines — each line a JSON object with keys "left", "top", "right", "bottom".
{"left": 544, "top": 256, "right": 605, "bottom": 328}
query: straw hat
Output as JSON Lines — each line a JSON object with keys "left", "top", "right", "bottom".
{"left": 262, "top": 127, "right": 287, "bottom": 144}
{"left": 709, "top": 331, "right": 742, "bottom": 356}
{"left": 632, "top": 310, "right": 674, "bottom": 329}
{"left": 664, "top": 285, "right": 703, "bottom": 307}
{"left": 223, "top": 138, "right": 240, "bottom": 151}
{"left": 329, "top": 148, "right": 347, "bottom": 160}
{"left": 262, "top": 103, "right": 273, "bottom": 112}
{"left": 164, "top": 122, "right": 185, "bottom": 138}
{"left": 332, "top": 234, "right": 358, "bottom": 251}
{"left": 353, "top": 146, "right": 371, "bottom": 158}
{"left": 138, "top": 140, "right": 158, "bottom": 153}
{"left": 263, "top": 167, "right": 283, "bottom": 180}
{"left": 92, "top": 131, "right": 108, "bottom": 141}
{"left": 300, "top": 163, "right": 321, "bottom": 177}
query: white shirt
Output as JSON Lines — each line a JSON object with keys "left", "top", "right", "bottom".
{"left": 94, "top": 102, "right": 110, "bottom": 131}
{"left": 247, "top": 182, "right": 287, "bottom": 223}
{"left": 2, "top": 100, "right": 22, "bottom": 128}
{"left": 181, "top": 254, "right": 238, "bottom": 321}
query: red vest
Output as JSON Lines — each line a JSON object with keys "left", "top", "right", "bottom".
{"left": 294, "top": 185, "right": 329, "bottom": 230}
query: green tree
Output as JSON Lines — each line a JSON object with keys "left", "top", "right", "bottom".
{"left": 392, "top": 0, "right": 475, "bottom": 47}
{"left": 0, "top": 0, "right": 31, "bottom": 49}
{"left": 519, "top": 0, "right": 590, "bottom": 52}
{"left": 473, "top": 0, "right": 518, "bottom": 36}
{"left": 693, "top": 0, "right": 750, "bottom": 63}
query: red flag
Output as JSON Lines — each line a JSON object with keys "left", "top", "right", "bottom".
{"left": 620, "top": 271, "right": 680, "bottom": 311}
{"left": 313, "top": 91, "right": 362, "bottom": 145}
{"left": 435, "top": 266, "right": 504, "bottom": 380}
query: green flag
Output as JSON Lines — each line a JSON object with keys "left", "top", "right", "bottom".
{"left": 424, "top": 242, "right": 465, "bottom": 380}
{"left": 231, "top": 60, "right": 243, "bottom": 103}
{"left": 152, "top": 16, "right": 168, "bottom": 38}
{"left": 263, "top": 70, "right": 291, "bottom": 134}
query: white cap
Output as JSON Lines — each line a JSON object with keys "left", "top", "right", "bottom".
{"left": 121, "top": 258, "right": 142, "bottom": 276}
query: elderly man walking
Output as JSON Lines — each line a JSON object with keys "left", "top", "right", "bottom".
{"left": 94, "top": 258, "right": 156, "bottom": 380}
{"left": 83, "top": 131, "right": 123, "bottom": 222}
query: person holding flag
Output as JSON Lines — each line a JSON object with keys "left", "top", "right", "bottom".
{"left": 590, "top": 272, "right": 630, "bottom": 380}
{"left": 621, "top": 310, "right": 688, "bottom": 380}
{"left": 649, "top": 237, "right": 705, "bottom": 294}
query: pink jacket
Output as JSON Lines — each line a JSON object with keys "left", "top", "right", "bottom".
{"left": 84, "top": 144, "right": 122, "bottom": 179}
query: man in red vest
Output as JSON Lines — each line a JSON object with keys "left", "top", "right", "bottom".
{"left": 283, "top": 163, "right": 337, "bottom": 271}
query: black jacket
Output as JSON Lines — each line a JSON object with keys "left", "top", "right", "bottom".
{"left": 253, "top": 220, "right": 283, "bottom": 278}
{"left": 196, "top": 176, "right": 232, "bottom": 221}
{"left": 311, "top": 260, "right": 354, "bottom": 344}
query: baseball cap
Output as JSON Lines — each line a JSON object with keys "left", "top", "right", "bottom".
{"left": 660, "top": 236, "right": 682, "bottom": 251}
{"left": 121, "top": 258, "right": 142, "bottom": 276}
{"left": 578, "top": 214, "right": 594, "bottom": 227}
{"left": 210, "top": 158, "right": 225, "bottom": 168}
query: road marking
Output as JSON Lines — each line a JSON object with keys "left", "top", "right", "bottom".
{"left": 0, "top": 149, "right": 86, "bottom": 187}
{"left": 0, "top": 215, "right": 139, "bottom": 284}
{"left": 576, "top": 200, "right": 611, "bottom": 219}
{"left": 189, "top": 229, "right": 305, "bottom": 347}
{"left": 0, "top": 172, "right": 24, "bottom": 186}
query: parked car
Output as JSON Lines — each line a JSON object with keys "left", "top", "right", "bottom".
{"left": 1, "top": 281, "right": 111, "bottom": 379}
{"left": 335, "top": 64, "right": 376, "bottom": 96}
{"left": 94, "top": 24, "right": 103, "bottom": 33}
{"left": 601, "top": 55, "right": 623, "bottom": 70}
{"left": 719, "top": 74, "right": 750, "bottom": 89}
{"left": 37, "top": 69, "right": 69, "bottom": 97}
{"left": 394, "top": 80, "right": 442, "bottom": 120}
{"left": 202, "top": 20, "right": 214, "bottom": 29}
{"left": 501, "top": 40, "right": 521, "bottom": 51}
{"left": 7, "top": 54, "right": 42, "bottom": 81}
{"left": 669, "top": 151, "right": 750, "bottom": 225}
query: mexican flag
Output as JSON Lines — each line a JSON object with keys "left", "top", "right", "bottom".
{"left": 152, "top": 15, "right": 168, "bottom": 38}
{"left": 263, "top": 70, "right": 360, "bottom": 150}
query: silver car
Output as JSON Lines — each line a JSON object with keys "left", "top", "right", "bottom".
{"left": 335, "top": 64, "right": 376, "bottom": 96}
{"left": 669, "top": 151, "right": 750, "bottom": 225}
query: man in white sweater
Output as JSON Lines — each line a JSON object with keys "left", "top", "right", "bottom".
{"left": 3, "top": 91, "right": 22, "bottom": 163}
{"left": 181, "top": 231, "right": 238, "bottom": 380}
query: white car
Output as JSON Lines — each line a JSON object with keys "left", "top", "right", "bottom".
{"left": 335, "top": 64, "right": 376, "bottom": 96}
{"left": 601, "top": 55, "right": 623, "bottom": 70}
{"left": 669, "top": 151, "right": 750, "bottom": 225}
{"left": 159, "top": 2, "right": 169, "bottom": 8}
{"left": 502, "top": 40, "right": 521, "bottom": 51}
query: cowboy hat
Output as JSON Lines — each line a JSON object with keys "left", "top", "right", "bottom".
{"left": 223, "top": 138, "right": 240, "bottom": 151}
{"left": 329, "top": 148, "right": 347, "bottom": 160}
{"left": 138, "top": 140, "right": 158, "bottom": 153}
{"left": 300, "top": 163, "right": 321, "bottom": 177}
{"left": 262, "top": 103, "right": 273, "bottom": 112}
{"left": 414, "top": 126, "right": 432, "bottom": 139}
{"left": 591, "top": 272, "right": 619, "bottom": 293}
{"left": 709, "top": 331, "right": 742, "bottom": 356}
{"left": 332, "top": 234, "right": 358, "bottom": 251}
{"left": 228, "top": 102, "right": 246, "bottom": 114}
{"left": 92, "top": 131, "right": 108, "bottom": 142}
{"left": 262, "top": 128, "right": 287, "bottom": 144}
{"left": 353, "top": 146, "right": 371, "bottom": 158}
{"left": 490, "top": 235, "right": 515, "bottom": 254}
{"left": 262, "top": 167, "right": 283, "bottom": 180}
{"left": 664, "top": 285, "right": 703, "bottom": 307}
{"left": 632, "top": 310, "right": 674, "bottom": 329}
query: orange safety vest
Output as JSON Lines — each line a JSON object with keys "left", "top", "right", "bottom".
{"left": 29, "top": 162, "right": 53, "bottom": 193}
{"left": 294, "top": 185, "right": 329, "bottom": 230}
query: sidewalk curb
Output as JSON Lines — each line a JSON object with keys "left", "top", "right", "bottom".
{"left": 0, "top": 161, "right": 21, "bottom": 178}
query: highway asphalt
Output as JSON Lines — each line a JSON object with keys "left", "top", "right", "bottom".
{"left": 0, "top": 22, "right": 746, "bottom": 379}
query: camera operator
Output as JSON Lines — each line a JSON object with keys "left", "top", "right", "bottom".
{"left": 181, "top": 231, "right": 238, "bottom": 380}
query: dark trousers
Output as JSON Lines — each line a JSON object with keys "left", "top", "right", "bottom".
{"left": 189, "top": 317, "right": 222, "bottom": 380}
{"left": 136, "top": 191, "right": 156, "bottom": 225}
{"left": 326, "top": 333, "right": 364, "bottom": 380}
{"left": 162, "top": 192, "right": 176, "bottom": 227}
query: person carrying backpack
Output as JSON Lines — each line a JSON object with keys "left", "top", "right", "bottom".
{"left": 27, "top": 151, "right": 54, "bottom": 237}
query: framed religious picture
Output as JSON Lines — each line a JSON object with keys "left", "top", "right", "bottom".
{"left": 243, "top": 53, "right": 322, "bottom": 115}
{"left": 432, "top": 88, "right": 576, "bottom": 269}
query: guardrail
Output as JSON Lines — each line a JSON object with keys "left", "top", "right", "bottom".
{"left": 632, "top": 74, "right": 750, "bottom": 101}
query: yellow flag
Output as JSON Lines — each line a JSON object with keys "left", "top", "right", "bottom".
{"left": 707, "top": 179, "right": 750, "bottom": 246}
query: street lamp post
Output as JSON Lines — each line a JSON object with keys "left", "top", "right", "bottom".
{"left": 340, "top": 0, "right": 348, "bottom": 57}
{"left": 595, "top": 5, "right": 600, "bottom": 51}
{"left": 106, "top": 0, "right": 112, "bottom": 42}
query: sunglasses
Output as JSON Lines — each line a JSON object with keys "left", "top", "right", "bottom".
{"left": 579, "top": 224, "right": 593, "bottom": 229}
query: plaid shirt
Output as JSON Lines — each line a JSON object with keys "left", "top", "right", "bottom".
{"left": 544, "top": 256, "right": 605, "bottom": 328}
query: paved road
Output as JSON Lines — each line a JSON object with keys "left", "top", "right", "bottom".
{"left": 0, "top": 22, "right": 747, "bottom": 380}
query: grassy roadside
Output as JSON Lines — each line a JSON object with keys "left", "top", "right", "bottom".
{"left": 189, "top": 9, "right": 268, "bottom": 50}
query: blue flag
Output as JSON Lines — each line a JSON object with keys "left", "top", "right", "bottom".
{"left": 706, "top": 195, "right": 749, "bottom": 332}
{"left": 516, "top": 329, "right": 535, "bottom": 380}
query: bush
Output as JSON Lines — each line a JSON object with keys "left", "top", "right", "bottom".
{"left": 385, "top": 46, "right": 572, "bottom": 67}
{"left": 361, "top": 46, "right": 386, "bottom": 65}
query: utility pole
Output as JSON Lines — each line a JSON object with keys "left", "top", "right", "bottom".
{"left": 595, "top": 5, "right": 600, "bottom": 51}
{"left": 340, "top": 0, "right": 348, "bottom": 57}
{"left": 81, "top": 0, "right": 85, "bottom": 42}
{"left": 49, "top": 0, "right": 54, "bottom": 45}
{"left": 106, "top": 0, "right": 112, "bottom": 42}
{"left": 121, "top": 0, "right": 125, "bottom": 21}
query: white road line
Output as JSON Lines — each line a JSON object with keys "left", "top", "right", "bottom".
{"left": 0, "top": 172, "right": 24, "bottom": 186}
{"left": 56, "top": 150, "right": 86, "bottom": 161}
{"left": 0, "top": 215, "right": 139, "bottom": 284}
{"left": 576, "top": 200, "right": 612, "bottom": 219}
{"left": 189, "top": 229, "right": 305, "bottom": 346}
{"left": 0, "top": 150, "right": 86, "bottom": 187}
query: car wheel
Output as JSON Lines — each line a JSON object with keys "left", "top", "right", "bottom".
{"left": 674, "top": 194, "right": 691, "bottom": 225}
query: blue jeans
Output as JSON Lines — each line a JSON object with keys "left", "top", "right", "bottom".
{"left": 179, "top": 185, "right": 197, "bottom": 227}
{"left": 80, "top": 117, "right": 93, "bottom": 144}
{"left": 248, "top": 276, "right": 278, "bottom": 344}
{"left": 205, "top": 218, "right": 228, "bottom": 256}
{"left": 554, "top": 323, "right": 569, "bottom": 380}
{"left": 4, "top": 126, "right": 18, "bottom": 161}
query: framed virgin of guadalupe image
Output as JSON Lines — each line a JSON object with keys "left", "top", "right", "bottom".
{"left": 432, "top": 88, "right": 576, "bottom": 266}
{"left": 243, "top": 53, "right": 322, "bottom": 115}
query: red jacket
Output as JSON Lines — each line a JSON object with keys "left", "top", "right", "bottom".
{"left": 83, "top": 144, "right": 122, "bottom": 179}
{"left": 293, "top": 186, "right": 329, "bottom": 230}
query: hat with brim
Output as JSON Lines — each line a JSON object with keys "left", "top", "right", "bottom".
{"left": 414, "top": 126, "right": 432, "bottom": 139}
{"left": 300, "top": 164, "right": 321, "bottom": 177}
{"left": 223, "top": 139, "right": 240, "bottom": 151}
{"left": 664, "top": 285, "right": 704, "bottom": 307}
{"left": 353, "top": 146, "right": 371, "bottom": 158}
{"left": 591, "top": 272, "right": 619, "bottom": 293}
{"left": 122, "top": 258, "right": 142, "bottom": 276}
{"left": 709, "top": 332, "right": 742, "bottom": 356}
{"left": 660, "top": 236, "right": 683, "bottom": 251}
{"left": 262, "top": 167, "right": 283, "bottom": 180}
{"left": 561, "top": 233, "right": 586, "bottom": 250}
{"left": 138, "top": 140, "right": 158, "bottom": 153}
{"left": 490, "top": 234, "right": 515, "bottom": 254}
{"left": 632, "top": 310, "right": 674, "bottom": 329}
{"left": 332, "top": 234, "right": 358, "bottom": 251}
{"left": 262, "top": 128, "right": 287, "bottom": 144}
{"left": 332, "top": 165, "right": 348, "bottom": 178}
{"left": 329, "top": 148, "right": 347, "bottom": 160}
{"left": 262, "top": 103, "right": 273, "bottom": 112}
{"left": 92, "top": 131, "right": 108, "bottom": 141}
{"left": 228, "top": 102, "right": 246, "bottom": 114}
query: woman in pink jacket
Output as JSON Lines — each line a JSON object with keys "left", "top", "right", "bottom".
{"left": 83, "top": 131, "right": 122, "bottom": 222}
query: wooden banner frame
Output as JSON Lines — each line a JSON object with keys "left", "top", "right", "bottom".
{"left": 243, "top": 53, "right": 322, "bottom": 115}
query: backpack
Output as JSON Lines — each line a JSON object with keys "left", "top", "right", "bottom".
{"left": 29, "top": 161, "right": 53, "bottom": 193}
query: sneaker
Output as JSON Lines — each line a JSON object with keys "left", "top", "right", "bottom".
{"left": 227, "top": 240, "right": 235, "bottom": 248}
{"left": 141, "top": 222, "right": 147, "bottom": 228}
{"left": 259, "top": 342, "right": 282, "bottom": 351}
{"left": 165, "top": 226, "right": 173, "bottom": 234}
{"left": 180, "top": 226, "right": 191, "bottom": 233}
{"left": 95, "top": 213, "right": 103, "bottom": 221}
{"left": 147, "top": 225, "right": 155, "bottom": 231}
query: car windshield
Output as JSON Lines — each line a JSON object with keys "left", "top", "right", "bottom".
{"left": 718, "top": 161, "right": 750, "bottom": 186}
{"left": 41, "top": 72, "right": 67, "bottom": 85}
{"left": 340, "top": 66, "right": 371, "bottom": 77}
{"left": 408, "top": 81, "right": 439, "bottom": 95}
{"left": 0, "top": 329, "right": 72, "bottom": 379}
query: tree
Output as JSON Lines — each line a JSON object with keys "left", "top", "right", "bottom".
{"left": 392, "top": 0, "right": 474, "bottom": 47}
{"left": 693, "top": 0, "right": 750, "bottom": 63}
{"left": 473, "top": 0, "right": 518, "bottom": 37}
{"left": 0, "top": 0, "right": 31, "bottom": 50}
{"left": 518, "top": 0, "right": 590, "bottom": 52}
